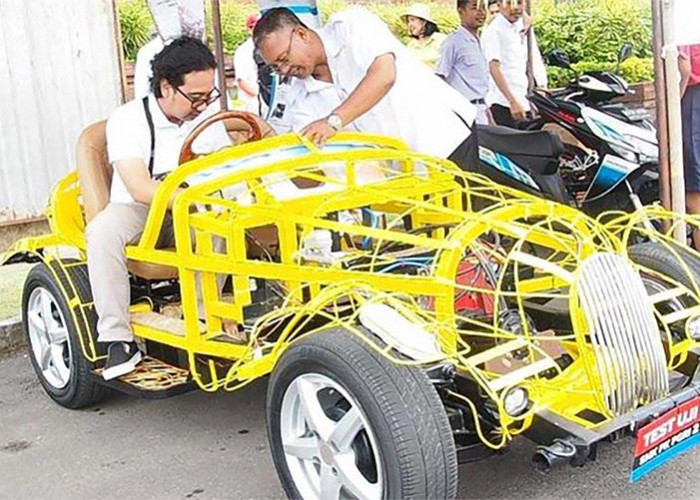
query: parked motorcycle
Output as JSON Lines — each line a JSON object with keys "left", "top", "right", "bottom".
{"left": 475, "top": 44, "right": 659, "bottom": 219}
{"left": 528, "top": 44, "right": 660, "bottom": 216}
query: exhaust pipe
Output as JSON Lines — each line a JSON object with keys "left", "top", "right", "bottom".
{"left": 531, "top": 439, "right": 578, "bottom": 474}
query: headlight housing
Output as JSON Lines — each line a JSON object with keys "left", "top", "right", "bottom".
{"left": 503, "top": 386, "right": 530, "bottom": 417}
{"left": 611, "top": 135, "right": 659, "bottom": 165}
{"left": 686, "top": 316, "right": 700, "bottom": 340}
{"left": 610, "top": 143, "right": 638, "bottom": 163}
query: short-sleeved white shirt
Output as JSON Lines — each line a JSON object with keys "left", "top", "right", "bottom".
{"left": 106, "top": 94, "right": 231, "bottom": 204}
{"left": 481, "top": 13, "right": 548, "bottom": 109}
{"left": 233, "top": 37, "right": 259, "bottom": 109}
{"left": 282, "top": 77, "right": 344, "bottom": 133}
{"left": 312, "top": 8, "right": 476, "bottom": 158}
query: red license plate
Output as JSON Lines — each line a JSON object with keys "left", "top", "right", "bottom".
{"left": 631, "top": 394, "right": 700, "bottom": 482}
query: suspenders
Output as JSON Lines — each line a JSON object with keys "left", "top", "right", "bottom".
{"left": 142, "top": 96, "right": 155, "bottom": 177}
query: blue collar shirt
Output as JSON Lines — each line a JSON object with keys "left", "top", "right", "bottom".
{"left": 436, "top": 26, "right": 489, "bottom": 104}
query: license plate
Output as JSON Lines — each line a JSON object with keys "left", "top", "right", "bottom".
{"left": 631, "top": 394, "right": 700, "bottom": 482}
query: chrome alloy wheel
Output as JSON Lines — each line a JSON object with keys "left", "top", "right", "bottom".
{"left": 642, "top": 276, "right": 687, "bottom": 314}
{"left": 280, "top": 373, "right": 383, "bottom": 500}
{"left": 26, "top": 287, "right": 72, "bottom": 389}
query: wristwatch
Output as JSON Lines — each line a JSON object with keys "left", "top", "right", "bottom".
{"left": 326, "top": 114, "right": 343, "bottom": 132}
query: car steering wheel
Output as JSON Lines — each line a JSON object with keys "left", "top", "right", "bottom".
{"left": 178, "top": 110, "right": 274, "bottom": 165}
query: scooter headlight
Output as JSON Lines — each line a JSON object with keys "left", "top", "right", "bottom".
{"left": 624, "top": 135, "right": 659, "bottom": 163}
{"left": 610, "top": 143, "right": 638, "bottom": 163}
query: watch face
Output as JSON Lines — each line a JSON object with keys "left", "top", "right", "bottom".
{"left": 328, "top": 114, "right": 342, "bottom": 130}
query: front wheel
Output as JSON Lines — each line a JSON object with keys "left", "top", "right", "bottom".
{"left": 22, "top": 261, "right": 105, "bottom": 408}
{"left": 266, "top": 328, "right": 457, "bottom": 500}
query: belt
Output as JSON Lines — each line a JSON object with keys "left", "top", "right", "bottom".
{"left": 470, "top": 98, "right": 486, "bottom": 105}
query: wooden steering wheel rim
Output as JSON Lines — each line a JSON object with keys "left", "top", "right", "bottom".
{"left": 178, "top": 110, "right": 264, "bottom": 165}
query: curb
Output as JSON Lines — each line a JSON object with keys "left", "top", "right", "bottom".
{"left": 0, "top": 316, "right": 24, "bottom": 355}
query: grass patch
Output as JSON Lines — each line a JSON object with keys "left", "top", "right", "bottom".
{"left": 0, "top": 264, "right": 32, "bottom": 321}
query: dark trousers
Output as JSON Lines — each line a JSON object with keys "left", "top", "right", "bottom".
{"left": 490, "top": 104, "right": 532, "bottom": 129}
{"left": 447, "top": 125, "right": 479, "bottom": 171}
{"left": 682, "top": 85, "right": 700, "bottom": 192}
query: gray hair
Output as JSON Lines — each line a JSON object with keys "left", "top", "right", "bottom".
{"left": 252, "top": 7, "right": 307, "bottom": 49}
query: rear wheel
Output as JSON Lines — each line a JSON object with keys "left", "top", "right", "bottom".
{"left": 266, "top": 328, "right": 457, "bottom": 500}
{"left": 22, "top": 261, "right": 105, "bottom": 408}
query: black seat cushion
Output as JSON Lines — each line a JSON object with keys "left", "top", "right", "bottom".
{"left": 477, "top": 125, "right": 563, "bottom": 176}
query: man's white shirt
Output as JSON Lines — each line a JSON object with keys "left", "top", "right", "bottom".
{"left": 481, "top": 13, "right": 548, "bottom": 109}
{"left": 304, "top": 8, "right": 476, "bottom": 158}
{"left": 106, "top": 94, "right": 231, "bottom": 204}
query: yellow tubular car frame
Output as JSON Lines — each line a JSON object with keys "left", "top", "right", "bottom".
{"left": 5, "top": 131, "right": 700, "bottom": 492}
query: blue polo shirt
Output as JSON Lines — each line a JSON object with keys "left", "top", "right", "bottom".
{"left": 436, "top": 26, "right": 489, "bottom": 103}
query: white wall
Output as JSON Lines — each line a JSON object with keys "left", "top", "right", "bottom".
{"left": 0, "top": 0, "right": 122, "bottom": 218}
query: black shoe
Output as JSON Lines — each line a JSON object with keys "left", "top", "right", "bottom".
{"left": 102, "top": 342, "right": 142, "bottom": 381}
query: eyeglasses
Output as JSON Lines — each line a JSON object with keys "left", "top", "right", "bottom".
{"left": 175, "top": 86, "right": 221, "bottom": 109}
{"left": 266, "top": 28, "right": 297, "bottom": 74}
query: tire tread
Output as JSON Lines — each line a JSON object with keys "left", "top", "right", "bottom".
{"left": 268, "top": 328, "right": 457, "bottom": 499}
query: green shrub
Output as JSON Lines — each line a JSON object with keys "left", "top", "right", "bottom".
{"left": 533, "top": 0, "right": 652, "bottom": 64}
{"left": 118, "top": 0, "right": 153, "bottom": 61}
{"left": 547, "top": 56, "right": 654, "bottom": 88}
{"left": 118, "top": 0, "right": 258, "bottom": 58}
{"left": 319, "top": 0, "right": 350, "bottom": 23}
{"left": 118, "top": 0, "right": 654, "bottom": 85}
{"left": 217, "top": 2, "right": 259, "bottom": 55}
{"left": 318, "top": 0, "right": 459, "bottom": 42}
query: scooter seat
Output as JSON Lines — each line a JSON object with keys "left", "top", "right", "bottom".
{"left": 477, "top": 125, "right": 563, "bottom": 176}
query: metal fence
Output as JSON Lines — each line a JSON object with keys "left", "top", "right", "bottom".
{"left": 0, "top": 0, "right": 122, "bottom": 220}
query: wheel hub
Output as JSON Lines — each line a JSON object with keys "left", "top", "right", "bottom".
{"left": 319, "top": 441, "right": 335, "bottom": 465}
{"left": 27, "top": 286, "right": 72, "bottom": 389}
{"left": 280, "top": 372, "right": 383, "bottom": 500}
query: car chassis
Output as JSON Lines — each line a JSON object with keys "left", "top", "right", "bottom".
{"left": 5, "top": 127, "right": 700, "bottom": 498}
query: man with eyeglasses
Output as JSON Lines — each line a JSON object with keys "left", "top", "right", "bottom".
{"left": 253, "top": 7, "right": 478, "bottom": 167}
{"left": 87, "top": 37, "right": 230, "bottom": 380}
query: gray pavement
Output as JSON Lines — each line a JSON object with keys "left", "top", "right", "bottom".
{"left": 1, "top": 350, "right": 699, "bottom": 500}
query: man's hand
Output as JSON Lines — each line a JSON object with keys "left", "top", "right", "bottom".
{"left": 509, "top": 100, "right": 527, "bottom": 122}
{"left": 301, "top": 118, "right": 338, "bottom": 146}
{"left": 490, "top": 60, "right": 527, "bottom": 122}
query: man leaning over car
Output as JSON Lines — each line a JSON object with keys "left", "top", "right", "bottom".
{"left": 252, "top": 6, "right": 479, "bottom": 169}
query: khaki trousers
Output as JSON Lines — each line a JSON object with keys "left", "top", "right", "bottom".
{"left": 86, "top": 203, "right": 175, "bottom": 343}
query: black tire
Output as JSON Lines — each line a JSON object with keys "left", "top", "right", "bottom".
{"left": 22, "top": 261, "right": 106, "bottom": 409}
{"left": 266, "top": 328, "right": 457, "bottom": 500}
{"left": 628, "top": 242, "right": 700, "bottom": 291}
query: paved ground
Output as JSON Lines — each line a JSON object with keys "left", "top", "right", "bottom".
{"left": 2, "top": 350, "right": 699, "bottom": 500}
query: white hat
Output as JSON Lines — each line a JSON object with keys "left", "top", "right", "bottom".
{"left": 402, "top": 3, "right": 436, "bottom": 25}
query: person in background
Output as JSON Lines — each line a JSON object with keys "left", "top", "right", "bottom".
{"left": 680, "top": 45, "right": 700, "bottom": 248}
{"left": 487, "top": 0, "right": 500, "bottom": 19}
{"left": 234, "top": 14, "right": 261, "bottom": 113}
{"left": 436, "top": 0, "right": 490, "bottom": 124}
{"left": 402, "top": 3, "right": 447, "bottom": 68}
{"left": 134, "top": 34, "right": 165, "bottom": 99}
{"left": 133, "top": 4, "right": 206, "bottom": 100}
{"left": 486, "top": 0, "right": 530, "bottom": 30}
{"left": 481, "top": 0, "right": 547, "bottom": 128}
